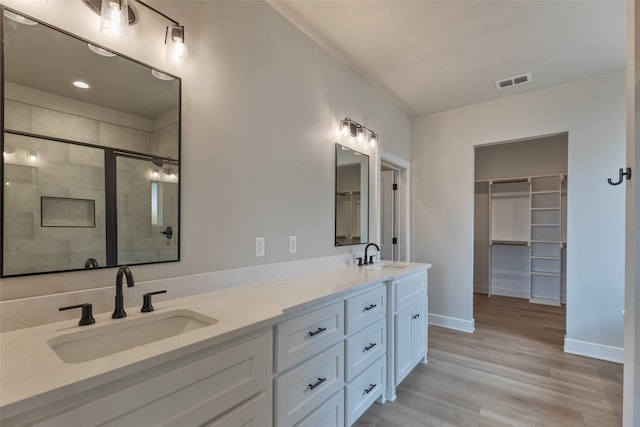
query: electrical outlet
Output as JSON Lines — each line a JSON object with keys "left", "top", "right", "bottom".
{"left": 289, "top": 236, "right": 297, "bottom": 254}
{"left": 255, "top": 237, "right": 265, "bottom": 257}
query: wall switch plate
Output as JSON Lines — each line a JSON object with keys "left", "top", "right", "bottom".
{"left": 255, "top": 237, "right": 265, "bottom": 257}
{"left": 289, "top": 236, "right": 297, "bottom": 254}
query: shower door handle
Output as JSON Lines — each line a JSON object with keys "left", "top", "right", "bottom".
{"left": 160, "top": 226, "right": 173, "bottom": 239}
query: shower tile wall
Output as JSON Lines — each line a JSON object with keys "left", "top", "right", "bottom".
{"left": 3, "top": 133, "right": 106, "bottom": 275}
{"left": 3, "top": 100, "right": 179, "bottom": 274}
{"left": 4, "top": 99, "right": 178, "bottom": 158}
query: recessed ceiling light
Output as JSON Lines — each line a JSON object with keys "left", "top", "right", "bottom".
{"left": 73, "top": 81, "right": 91, "bottom": 89}
{"left": 88, "top": 43, "right": 116, "bottom": 57}
{"left": 151, "top": 69, "right": 175, "bottom": 81}
{"left": 3, "top": 11, "right": 38, "bottom": 25}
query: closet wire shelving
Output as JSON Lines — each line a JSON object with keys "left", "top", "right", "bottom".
{"left": 484, "top": 174, "right": 566, "bottom": 306}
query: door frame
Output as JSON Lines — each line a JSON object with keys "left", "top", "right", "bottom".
{"left": 377, "top": 149, "right": 411, "bottom": 262}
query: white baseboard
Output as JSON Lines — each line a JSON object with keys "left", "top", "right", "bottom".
{"left": 428, "top": 313, "right": 475, "bottom": 333}
{"left": 564, "top": 337, "right": 623, "bottom": 363}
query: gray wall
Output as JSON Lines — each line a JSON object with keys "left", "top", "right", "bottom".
{"left": 0, "top": 1, "right": 410, "bottom": 299}
{"left": 412, "top": 71, "right": 626, "bottom": 359}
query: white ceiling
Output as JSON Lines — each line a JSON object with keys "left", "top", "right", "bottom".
{"left": 268, "top": 0, "right": 627, "bottom": 118}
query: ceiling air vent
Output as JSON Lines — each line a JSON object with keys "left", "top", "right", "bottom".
{"left": 495, "top": 73, "right": 532, "bottom": 90}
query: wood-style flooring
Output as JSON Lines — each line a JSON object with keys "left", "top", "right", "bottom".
{"left": 355, "top": 294, "right": 623, "bottom": 427}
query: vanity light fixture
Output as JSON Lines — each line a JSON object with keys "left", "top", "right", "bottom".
{"left": 340, "top": 119, "right": 351, "bottom": 137}
{"left": 355, "top": 126, "right": 365, "bottom": 143}
{"left": 84, "top": 0, "right": 188, "bottom": 66}
{"left": 368, "top": 132, "right": 378, "bottom": 148}
{"left": 166, "top": 24, "right": 188, "bottom": 66}
{"left": 100, "top": 0, "right": 129, "bottom": 35}
{"left": 3, "top": 10, "right": 38, "bottom": 25}
{"left": 339, "top": 117, "right": 379, "bottom": 149}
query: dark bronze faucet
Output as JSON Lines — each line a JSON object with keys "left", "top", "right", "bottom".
{"left": 112, "top": 266, "right": 135, "bottom": 319}
{"left": 364, "top": 243, "right": 380, "bottom": 265}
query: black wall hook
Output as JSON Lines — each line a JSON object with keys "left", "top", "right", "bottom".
{"left": 608, "top": 167, "right": 632, "bottom": 186}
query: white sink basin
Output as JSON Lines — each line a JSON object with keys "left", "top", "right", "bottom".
{"left": 48, "top": 309, "right": 218, "bottom": 364}
{"left": 364, "top": 262, "right": 411, "bottom": 271}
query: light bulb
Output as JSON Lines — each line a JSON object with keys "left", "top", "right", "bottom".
{"left": 151, "top": 169, "right": 159, "bottom": 178}
{"left": 100, "top": 0, "right": 128, "bottom": 35}
{"left": 166, "top": 25, "right": 188, "bottom": 65}
{"left": 340, "top": 119, "right": 350, "bottom": 137}
{"left": 369, "top": 132, "right": 378, "bottom": 148}
{"left": 27, "top": 153, "right": 37, "bottom": 162}
{"left": 356, "top": 126, "right": 365, "bottom": 143}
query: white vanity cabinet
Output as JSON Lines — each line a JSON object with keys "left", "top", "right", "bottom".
{"left": 344, "top": 285, "right": 386, "bottom": 426}
{"left": 273, "top": 283, "right": 387, "bottom": 427}
{"left": 3, "top": 329, "right": 272, "bottom": 427}
{"left": 386, "top": 270, "right": 428, "bottom": 401}
{"left": 274, "top": 300, "right": 345, "bottom": 426}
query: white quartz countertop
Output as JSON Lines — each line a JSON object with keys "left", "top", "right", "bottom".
{"left": 0, "top": 262, "right": 430, "bottom": 415}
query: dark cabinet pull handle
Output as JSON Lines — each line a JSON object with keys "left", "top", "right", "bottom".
{"left": 308, "top": 377, "right": 326, "bottom": 390}
{"left": 308, "top": 327, "right": 327, "bottom": 337}
{"left": 363, "top": 303, "right": 377, "bottom": 311}
{"left": 412, "top": 313, "right": 421, "bottom": 320}
{"left": 364, "top": 342, "right": 377, "bottom": 352}
{"left": 364, "top": 384, "right": 377, "bottom": 394}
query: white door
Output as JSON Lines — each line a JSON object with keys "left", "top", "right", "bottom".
{"left": 380, "top": 168, "right": 398, "bottom": 261}
{"left": 624, "top": 2, "right": 640, "bottom": 424}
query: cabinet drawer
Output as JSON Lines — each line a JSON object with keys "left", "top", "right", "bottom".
{"left": 345, "top": 285, "right": 386, "bottom": 334}
{"left": 204, "top": 392, "right": 268, "bottom": 427}
{"left": 345, "top": 317, "right": 386, "bottom": 381}
{"left": 295, "top": 390, "right": 344, "bottom": 427}
{"left": 345, "top": 356, "right": 385, "bottom": 426}
{"left": 395, "top": 272, "right": 427, "bottom": 311}
{"left": 31, "top": 331, "right": 270, "bottom": 427}
{"left": 275, "top": 342, "right": 344, "bottom": 427}
{"left": 276, "top": 301, "right": 344, "bottom": 372}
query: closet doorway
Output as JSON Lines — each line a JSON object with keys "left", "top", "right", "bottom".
{"left": 378, "top": 152, "right": 410, "bottom": 262}
{"left": 473, "top": 133, "right": 568, "bottom": 307}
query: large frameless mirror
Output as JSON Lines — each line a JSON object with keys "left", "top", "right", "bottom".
{"left": 1, "top": 8, "right": 181, "bottom": 276}
{"left": 335, "top": 143, "right": 369, "bottom": 246}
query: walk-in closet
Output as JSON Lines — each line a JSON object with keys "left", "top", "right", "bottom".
{"left": 474, "top": 134, "right": 568, "bottom": 306}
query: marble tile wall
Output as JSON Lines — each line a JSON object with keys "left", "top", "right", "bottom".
{"left": 3, "top": 134, "right": 107, "bottom": 275}
{"left": 3, "top": 99, "right": 179, "bottom": 275}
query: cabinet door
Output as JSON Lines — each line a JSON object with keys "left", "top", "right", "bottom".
{"left": 204, "top": 393, "right": 268, "bottom": 427}
{"left": 395, "top": 304, "right": 413, "bottom": 385}
{"left": 412, "top": 298, "right": 427, "bottom": 364}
